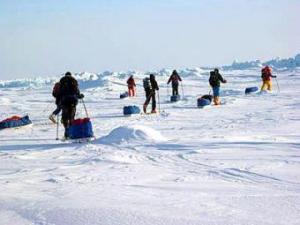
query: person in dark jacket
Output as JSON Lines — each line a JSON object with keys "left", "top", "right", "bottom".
{"left": 49, "top": 82, "right": 62, "bottom": 123}
{"left": 143, "top": 74, "right": 159, "bottom": 113}
{"left": 127, "top": 75, "right": 136, "bottom": 97}
{"left": 167, "top": 70, "right": 182, "bottom": 96}
{"left": 58, "top": 72, "right": 84, "bottom": 138}
{"left": 209, "top": 68, "right": 227, "bottom": 105}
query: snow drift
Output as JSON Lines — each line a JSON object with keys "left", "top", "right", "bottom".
{"left": 98, "top": 125, "right": 167, "bottom": 144}
{"left": 0, "top": 64, "right": 300, "bottom": 225}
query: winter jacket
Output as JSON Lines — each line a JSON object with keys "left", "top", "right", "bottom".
{"left": 209, "top": 71, "right": 226, "bottom": 87}
{"left": 127, "top": 77, "right": 136, "bottom": 88}
{"left": 261, "top": 66, "right": 275, "bottom": 81}
{"left": 167, "top": 74, "right": 182, "bottom": 85}
{"left": 150, "top": 77, "right": 159, "bottom": 92}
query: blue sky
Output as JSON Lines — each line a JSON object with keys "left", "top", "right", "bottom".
{"left": 0, "top": 0, "right": 299, "bottom": 79}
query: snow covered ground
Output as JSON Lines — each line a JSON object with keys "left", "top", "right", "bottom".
{"left": 0, "top": 67, "right": 300, "bottom": 225}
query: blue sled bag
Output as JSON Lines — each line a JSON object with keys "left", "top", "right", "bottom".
{"left": 68, "top": 118, "right": 94, "bottom": 139}
{"left": 123, "top": 105, "right": 140, "bottom": 115}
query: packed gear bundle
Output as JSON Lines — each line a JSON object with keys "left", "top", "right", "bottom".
{"left": 123, "top": 105, "right": 141, "bottom": 115}
{"left": 68, "top": 117, "right": 93, "bottom": 139}
{"left": 170, "top": 95, "right": 181, "bottom": 102}
{"left": 245, "top": 87, "right": 259, "bottom": 94}
{"left": 197, "top": 95, "right": 212, "bottom": 108}
{"left": 120, "top": 91, "right": 129, "bottom": 99}
{"left": 65, "top": 99, "right": 94, "bottom": 140}
{"left": 0, "top": 115, "right": 32, "bottom": 130}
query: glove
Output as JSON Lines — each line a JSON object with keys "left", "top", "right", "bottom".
{"left": 223, "top": 80, "right": 227, "bottom": 83}
{"left": 78, "top": 93, "right": 84, "bottom": 99}
{"left": 273, "top": 76, "right": 277, "bottom": 78}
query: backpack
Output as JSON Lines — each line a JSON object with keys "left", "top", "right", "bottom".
{"left": 209, "top": 71, "right": 219, "bottom": 86}
{"left": 143, "top": 77, "right": 151, "bottom": 90}
{"left": 261, "top": 67, "right": 271, "bottom": 79}
{"left": 60, "top": 76, "right": 79, "bottom": 96}
{"left": 52, "top": 82, "right": 60, "bottom": 98}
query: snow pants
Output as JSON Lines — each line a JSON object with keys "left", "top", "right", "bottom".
{"left": 212, "top": 86, "right": 221, "bottom": 105}
{"left": 261, "top": 80, "right": 272, "bottom": 91}
{"left": 143, "top": 89, "right": 156, "bottom": 113}
{"left": 172, "top": 83, "right": 179, "bottom": 96}
{"left": 128, "top": 87, "right": 136, "bottom": 97}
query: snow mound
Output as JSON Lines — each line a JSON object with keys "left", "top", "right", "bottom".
{"left": 99, "top": 125, "right": 167, "bottom": 144}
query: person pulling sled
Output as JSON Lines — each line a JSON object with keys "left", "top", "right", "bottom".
{"left": 58, "top": 72, "right": 84, "bottom": 139}
{"left": 143, "top": 74, "right": 159, "bottom": 114}
{"left": 167, "top": 70, "right": 182, "bottom": 96}
{"left": 209, "top": 68, "right": 227, "bottom": 105}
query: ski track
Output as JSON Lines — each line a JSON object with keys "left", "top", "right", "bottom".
{"left": 0, "top": 69, "right": 300, "bottom": 225}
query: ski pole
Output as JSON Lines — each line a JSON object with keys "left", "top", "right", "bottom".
{"left": 81, "top": 99, "right": 89, "bottom": 118}
{"left": 56, "top": 114, "right": 59, "bottom": 140}
{"left": 275, "top": 77, "right": 280, "bottom": 93}
{"left": 167, "top": 84, "right": 169, "bottom": 97}
{"left": 181, "top": 82, "right": 185, "bottom": 98}
{"left": 157, "top": 90, "right": 161, "bottom": 113}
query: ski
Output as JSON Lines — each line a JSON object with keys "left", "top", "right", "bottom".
{"left": 60, "top": 136, "right": 95, "bottom": 143}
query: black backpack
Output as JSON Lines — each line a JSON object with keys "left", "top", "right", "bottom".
{"left": 60, "top": 76, "right": 78, "bottom": 96}
{"left": 143, "top": 77, "right": 151, "bottom": 90}
{"left": 209, "top": 71, "right": 219, "bottom": 86}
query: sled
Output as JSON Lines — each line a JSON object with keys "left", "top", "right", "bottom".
{"left": 170, "top": 95, "right": 181, "bottom": 102}
{"left": 245, "top": 87, "right": 259, "bottom": 94}
{"left": 0, "top": 115, "right": 32, "bottom": 130}
{"left": 123, "top": 105, "right": 141, "bottom": 115}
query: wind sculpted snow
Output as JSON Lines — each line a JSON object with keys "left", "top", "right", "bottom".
{"left": 0, "top": 67, "right": 300, "bottom": 225}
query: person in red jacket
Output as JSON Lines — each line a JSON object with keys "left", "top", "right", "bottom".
{"left": 167, "top": 70, "right": 182, "bottom": 96}
{"left": 261, "top": 65, "right": 277, "bottom": 91}
{"left": 127, "top": 75, "right": 136, "bottom": 97}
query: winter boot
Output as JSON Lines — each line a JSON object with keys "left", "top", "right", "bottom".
{"left": 49, "top": 114, "right": 56, "bottom": 124}
{"left": 143, "top": 104, "right": 147, "bottom": 113}
{"left": 151, "top": 109, "right": 157, "bottom": 114}
{"left": 213, "top": 96, "right": 220, "bottom": 105}
{"left": 64, "top": 128, "right": 70, "bottom": 140}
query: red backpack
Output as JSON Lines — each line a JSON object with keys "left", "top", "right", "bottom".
{"left": 52, "top": 82, "right": 60, "bottom": 98}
